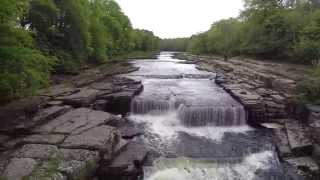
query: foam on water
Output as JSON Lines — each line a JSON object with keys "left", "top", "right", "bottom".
{"left": 145, "top": 151, "right": 279, "bottom": 180}
{"left": 178, "top": 105, "right": 247, "bottom": 126}
{"left": 130, "top": 112, "right": 252, "bottom": 142}
{"left": 125, "top": 52, "right": 284, "bottom": 180}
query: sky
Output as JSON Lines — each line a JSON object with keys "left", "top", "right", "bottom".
{"left": 115, "top": 0, "right": 244, "bottom": 38}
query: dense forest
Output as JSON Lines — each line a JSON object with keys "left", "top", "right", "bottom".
{"left": 159, "top": 0, "right": 320, "bottom": 105}
{"left": 0, "top": 0, "right": 159, "bottom": 102}
{"left": 162, "top": 0, "right": 320, "bottom": 65}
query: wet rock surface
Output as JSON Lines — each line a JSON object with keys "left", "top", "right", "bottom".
{"left": 98, "top": 141, "right": 149, "bottom": 180}
{"left": 0, "top": 61, "right": 143, "bottom": 180}
{"left": 177, "top": 53, "right": 319, "bottom": 179}
{"left": 1, "top": 52, "right": 317, "bottom": 180}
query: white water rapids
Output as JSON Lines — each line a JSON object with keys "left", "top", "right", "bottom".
{"left": 124, "top": 52, "right": 291, "bottom": 180}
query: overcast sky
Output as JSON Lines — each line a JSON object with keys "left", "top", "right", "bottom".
{"left": 115, "top": 0, "right": 244, "bottom": 38}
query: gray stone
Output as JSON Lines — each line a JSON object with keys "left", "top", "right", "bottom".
{"left": 312, "top": 144, "right": 320, "bottom": 165}
{"left": 60, "top": 125, "right": 119, "bottom": 153}
{"left": 58, "top": 149, "right": 99, "bottom": 162}
{"left": 22, "top": 134, "right": 66, "bottom": 145}
{"left": 0, "top": 105, "right": 72, "bottom": 134}
{"left": 270, "top": 94, "right": 285, "bottom": 104}
{"left": 261, "top": 123, "right": 284, "bottom": 129}
{"left": 47, "top": 101, "right": 63, "bottom": 106}
{"left": 90, "top": 82, "right": 113, "bottom": 91}
{"left": 2, "top": 158, "right": 37, "bottom": 180}
{"left": 93, "top": 100, "right": 108, "bottom": 111}
{"left": 0, "top": 96, "right": 49, "bottom": 133}
{"left": 119, "top": 125, "right": 144, "bottom": 139}
{"left": 0, "top": 135, "right": 10, "bottom": 144}
{"left": 57, "top": 149, "right": 99, "bottom": 180}
{"left": 99, "top": 141, "right": 148, "bottom": 178}
{"left": 31, "top": 105, "right": 73, "bottom": 127}
{"left": 308, "top": 105, "right": 320, "bottom": 124}
{"left": 107, "top": 141, "right": 148, "bottom": 170}
{"left": 0, "top": 153, "right": 10, "bottom": 174}
{"left": 105, "top": 91, "right": 136, "bottom": 115}
{"left": 286, "top": 121, "right": 312, "bottom": 156}
{"left": 2, "top": 138, "right": 22, "bottom": 149}
{"left": 113, "top": 139, "right": 129, "bottom": 156}
{"left": 41, "top": 85, "right": 79, "bottom": 98}
{"left": 57, "top": 88, "right": 100, "bottom": 107}
{"left": 285, "top": 157, "right": 319, "bottom": 174}
{"left": 272, "top": 128, "right": 292, "bottom": 157}
{"left": 34, "top": 108, "right": 113, "bottom": 135}
{"left": 13, "top": 144, "right": 58, "bottom": 159}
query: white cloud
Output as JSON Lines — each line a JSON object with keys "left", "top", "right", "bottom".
{"left": 115, "top": 0, "right": 244, "bottom": 38}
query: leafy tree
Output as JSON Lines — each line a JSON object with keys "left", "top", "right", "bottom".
{"left": 206, "top": 19, "right": 242, "bottom": 60}
{"left": 187, "top": 33, "right": 208, "bottom": 55}
{"left": 0, "top": 0, "right": 159, "bottom": 102}
{"left": 185, "top": 0, "right": 320, "bottom": 64}
{"left": 0, "top": 0, "right": 53, "bottom": 102}
{"left": 160, "top": 38, "right": 189, "bottom": 52}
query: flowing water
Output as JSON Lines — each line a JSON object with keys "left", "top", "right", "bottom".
{"left": 125, "top": 52, "right": 294, "bottom": 180}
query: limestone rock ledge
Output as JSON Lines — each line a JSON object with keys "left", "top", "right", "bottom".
{"left": 0, "top": 108, "right": 121, "bottom": 180}
{"left": 177, "top": 53, "right": 320, "bottom": 178}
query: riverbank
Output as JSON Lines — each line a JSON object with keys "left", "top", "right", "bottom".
{"left": 176, "top": 53, "right": 320, "bottom": 178}
{"left": 1, "top": 51, "right": 319, "bottom": 180}
{"left": 0, "top": 53, "right": 156, "bottom": 179}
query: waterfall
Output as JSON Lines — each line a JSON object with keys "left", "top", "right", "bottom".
{"left": 131, "top": 98, "right": 171, "bottom": 114}
{"left": 131, "top": 95, "right": 247, "bottom": 126}
{"left": 178, "top": 105, "right": 247, "bottom": 126}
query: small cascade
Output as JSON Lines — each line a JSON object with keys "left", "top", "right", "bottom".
{"left": 131, "top": 98, "right": 171, "bottom": 114}
{"left": 131, "top": 95, "right": 184, "bottom": 114}
{"left": 178, "top": 105, "right": 247, "bottom": 126}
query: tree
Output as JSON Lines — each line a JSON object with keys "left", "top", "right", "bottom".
{"left": 0, "top": 0, "right": 53, "bottom": 102}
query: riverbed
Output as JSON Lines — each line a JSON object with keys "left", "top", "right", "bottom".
{"left": 123, "top": 52, "right": 294, "bottom": 180}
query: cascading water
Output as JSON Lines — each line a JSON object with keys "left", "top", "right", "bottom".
{"left": 178, "top": 105, "right": 247, "bottom": 126}
{"left": 125, "top": 52, "right": 296, "bottom": 180}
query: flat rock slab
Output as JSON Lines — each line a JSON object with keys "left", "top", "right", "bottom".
{"left": 261, "top": 123, "right": 291, "bottom": 156}
{"left": 22, "top": 134, "right": 66, "bottom": 145}
{"left": 56, "top": 88, "right": 100, "bottom": 107}
{"left": 0, "top": 105, "right": 71, "bottom": 133}
{"left": 31, "top": 105, "right": 73, "bottom": 127}
{"left": 272, "top": 128, "right": 292, "bottom": 157}
{"left": 107, "top": 141, "right": 149, "bottom": 171}
{"left": 119, "top": 125, "right": 144, "bottom": 139}
{"left": 34, "top": 108, "right": 113, "bottom": 135}
{"left": 2, "top": 158, "right": 37, "bottom": 180}
{"left": 105, "top": 91, "right": 136, "bottom": 115}
{"left": 1, "top": 145, "right": 100, "bottom": 180}
{"left": 13, "top": 144, "right": 58, "bottom": 159}
{"left": 41, "top": 85, "right": 79, "bottom": 98}
{"left": 61, "top": 125, "right": 119, "bottom": 153}
{"left": 90, "top": 82, "right": 113, "bottom": 91}
{"left": 285, "top": 157, "right": 319, "bottom": 175}
{"left": 285, "top": 121, "right": 312, "bottom": 156}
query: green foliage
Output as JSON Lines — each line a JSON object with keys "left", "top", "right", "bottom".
{"left": 160, "top": 38, "right": 189, "bottom": 52}
{"left": 206, "top": 18, "right": 242, "bottom": 59}
{"left": 298, "top": 67, "right": 320, "bottom": 105}
{"left": 0, "top": 0, "right": 53, "bottom": 102}
{"left": 186, "top": 0, "right": 320, "bottom": 64}
{"left": 187, "top": 33, "right": 208, "bottom": 55}
{"left": 0, "top": 0, "right": 159, "bottom": 102}
{"left": 132, "top": 29, "right": 160, "bottom": 52}
{"left": 25, "top": 0, "right": 159, "bottom": 67}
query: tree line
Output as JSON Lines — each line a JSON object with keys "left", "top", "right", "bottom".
{"left": 160, "top": 0, "right": 320, "bottom": 105}
{"left": 162, "top": 0, "right": 320, "bottom": 65}
{"left": 0, "top": 0, "right": 159, "bottom": 102}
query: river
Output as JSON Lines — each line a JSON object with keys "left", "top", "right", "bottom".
{"left": 124, "top": 52, "right": 294, "bottom": 180}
